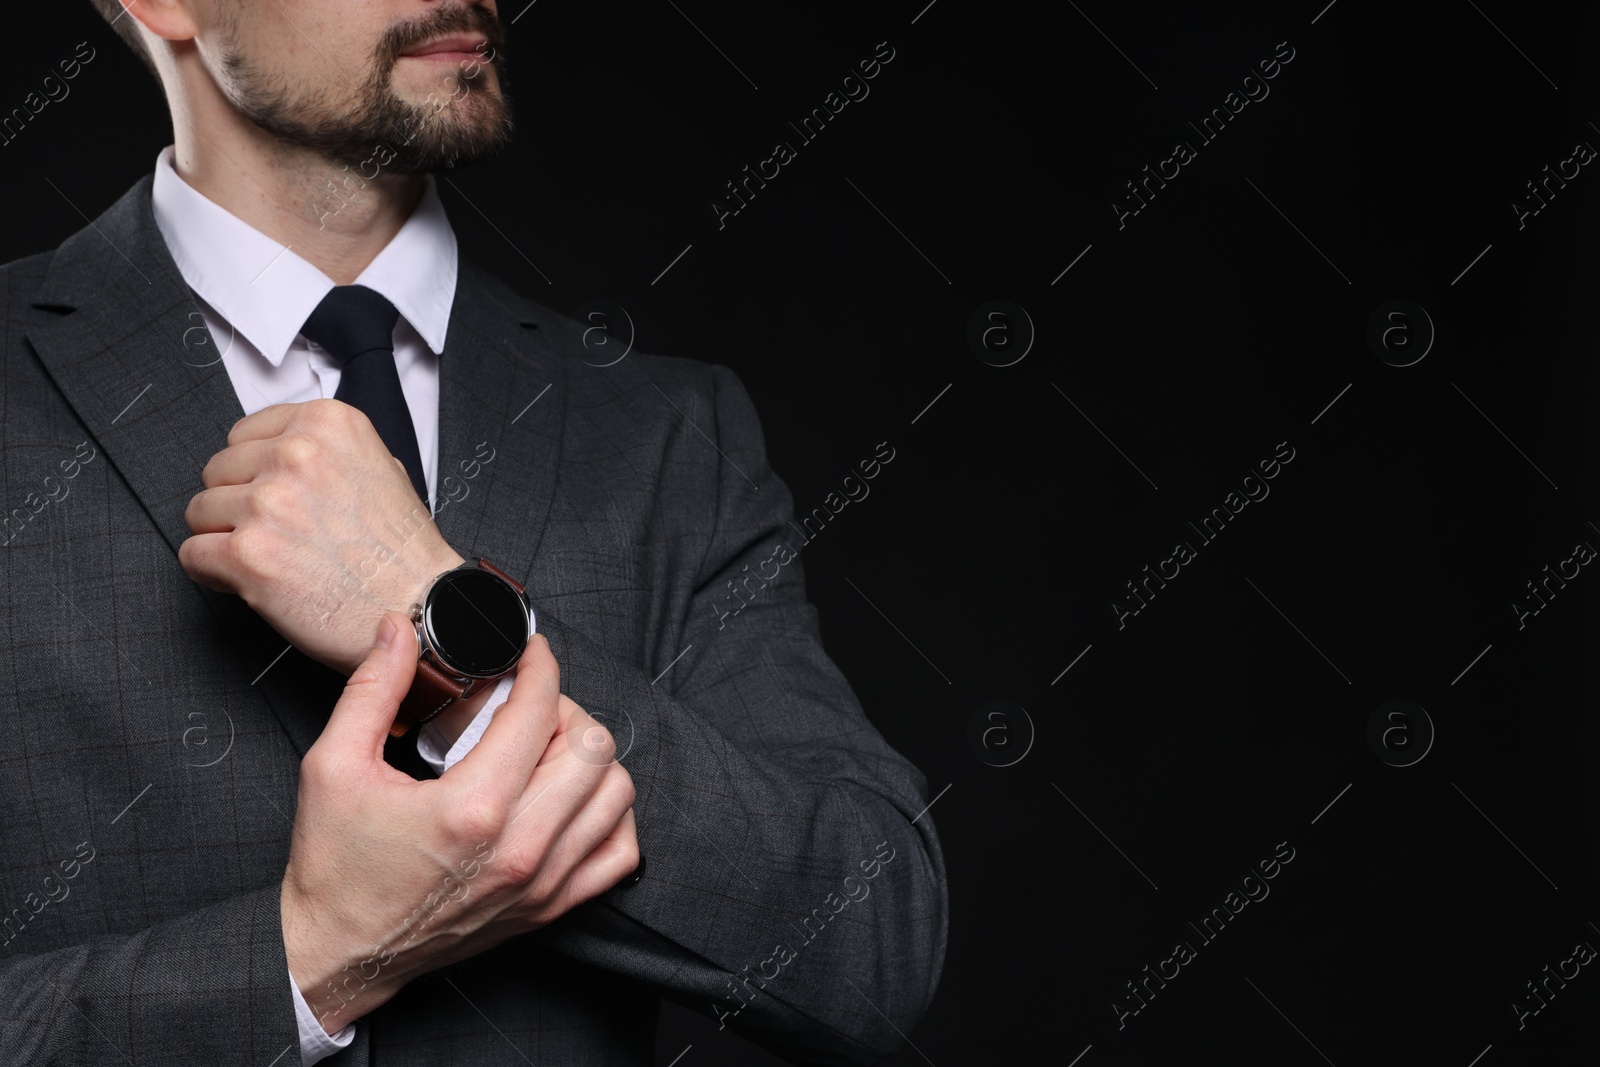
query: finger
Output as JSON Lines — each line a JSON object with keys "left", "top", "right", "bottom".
{"left": 557, "top": 807, "right": 641, "bottom": 907}
{"left": 448, "top": 633, "right": 562, "bottom": 804}
{"left": 201, "top": 438, "right": 295, "bottom": 488}
{"left": 532, "top": 764, "right": 635, "bottom": 896}
{"left": 226, "top": 401, "right": 313, "bottom": 446}
{"left": 536, "top": 694, "right": 610, "bottom": 769}
{"left": 177, "top": 532, "right": 241, "bottom": 593}
{"left": 494, "top": 710, "right": 616, "bottom": 874}
{"left": 184, "top": 484, "right": 257, "bottom": 534}
{"left": 321, "top": 611, "right": 418, "bottom": 759}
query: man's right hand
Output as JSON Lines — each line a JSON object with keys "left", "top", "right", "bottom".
{"left": 280, "top": 612, "right": 640, "bottom": 1034}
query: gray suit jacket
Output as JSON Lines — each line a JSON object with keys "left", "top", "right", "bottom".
{"left": 0, "top": 174, "right": 947, "bottom": 1065}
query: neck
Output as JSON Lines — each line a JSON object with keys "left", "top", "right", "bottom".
{"left": 171, "top": 123, "right": 423, "bottom": 286}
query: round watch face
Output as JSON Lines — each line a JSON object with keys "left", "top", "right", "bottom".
{"left": 423, "top": 567, "right": 530, "bottom": 677}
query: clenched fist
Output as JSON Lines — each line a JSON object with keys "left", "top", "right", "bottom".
{"left": 180, "top": 398, "right": 465, "bottom": 675}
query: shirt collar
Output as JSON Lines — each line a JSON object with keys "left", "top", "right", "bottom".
{"left": 149, "top": 144, "right": 457, "bottom": 366}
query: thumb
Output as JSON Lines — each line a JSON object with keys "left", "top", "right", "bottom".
{"left": 325, "top": 610, "right": 418, "bottom": 756}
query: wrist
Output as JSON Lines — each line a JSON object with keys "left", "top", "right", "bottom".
{"left": 281, "top": 876, "right": 403, "bottom": 1033}
{"left": 346, "top": 545, "right": 464, "bottom": 679}
{"left": 405, "top": 546, "right": 467, "bottom": 619}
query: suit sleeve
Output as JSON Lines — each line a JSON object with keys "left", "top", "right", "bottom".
{"left": 0, "top": 884, "right": 301, "bottom": 1066}
{"left": 528, "top": 364, "right": 949, "bottom": 1067}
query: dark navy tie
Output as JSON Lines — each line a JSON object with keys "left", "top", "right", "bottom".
{"left": 299, "top": 284, "right": 429, "bottom": 509}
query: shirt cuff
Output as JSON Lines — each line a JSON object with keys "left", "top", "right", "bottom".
{"left": 416, "top": 672, "right": 515, "bottom": 775}
{"left": 289, "top": 963, "right": 355, "bottom": 1065}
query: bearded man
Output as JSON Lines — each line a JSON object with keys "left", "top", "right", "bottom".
{"left": 0, "top": 2, "right": 947, "bottom": 1064}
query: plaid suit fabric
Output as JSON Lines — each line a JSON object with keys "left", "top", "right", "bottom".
{"left": 0, "top": 174, "right": 947, "bottom": 1066}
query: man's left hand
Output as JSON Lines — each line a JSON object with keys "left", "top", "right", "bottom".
{"left": 180, "top": 398, "right": 464, "bottom": 676}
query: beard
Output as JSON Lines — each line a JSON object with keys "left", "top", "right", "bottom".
{"left": 220, "top": 5, "right": 514, "bottom": 174}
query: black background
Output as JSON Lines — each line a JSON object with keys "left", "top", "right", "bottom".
{"left": 7, "top": 1, "right": 1600, "bottom": 1064}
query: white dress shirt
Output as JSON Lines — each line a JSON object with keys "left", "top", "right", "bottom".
{"left": 150, "top": 144, "right": 509, "bottom": 1065}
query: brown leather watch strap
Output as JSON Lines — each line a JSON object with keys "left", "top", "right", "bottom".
{"left": 478, "top": 557, "right": 525, "bottom": 593}
{"left": 391, "top": 657, "right": 467, "bottom": 738}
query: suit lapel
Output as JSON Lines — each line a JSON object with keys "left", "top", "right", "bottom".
{"left": 22, "top": 175, "right": 569, "bottom": 761}
{"left": 25, "top": 174, "right": 250, "bottom": 562}
{"left": 432, "top": 259, "right": 566, "bottom": 590}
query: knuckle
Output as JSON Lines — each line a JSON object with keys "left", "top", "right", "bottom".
{"left": 496, "top": 840, "right": 541, "bottom": 886}
{"left": 251, "top": 481, "right": 292, "bottom": 517}
{"left": 344, "top": 653, "right": 387, "bottom": 690}
{"left": 326, "top": 400, "right": 366, "bottom": 434}
{"left": 299, "top": 747, "right": 337, "bottom": 790}
{"left": 227, "top": 527, "right": 261, "bottom": 573}
{"left": 278, "top": 435, "right": 319, "bottom": 471}
{"left": 601, "top": 764, "right": 635, "bottom": 809}
{"left": 534, "top": 707, "right": 563, "bottom": 751}
{"left": 447, "top": 796, "right": 505, "bottom": 845}
{"left": 523, "top": 867, "right": 562, "bottom": 910}
{"left": 580, "top": 721, "right": 617, "bottom": 765}
{"left": 616, "top": 834, "right": 641, "bottom": 878}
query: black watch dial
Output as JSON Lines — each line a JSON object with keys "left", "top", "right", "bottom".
{"left": 423, "top": 566, "right": 529, "bottom": 677}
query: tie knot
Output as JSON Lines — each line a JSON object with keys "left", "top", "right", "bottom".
{"left": 300, "top": 284, "right": 400, "bottom": 367}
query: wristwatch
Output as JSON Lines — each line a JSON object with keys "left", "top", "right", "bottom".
{"left": 391, "top": 557, "right": 535, "bottom": 738}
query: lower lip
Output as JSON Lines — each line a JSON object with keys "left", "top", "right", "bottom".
{"left": 400, "top": 50, "right": 488, "bottom": 63}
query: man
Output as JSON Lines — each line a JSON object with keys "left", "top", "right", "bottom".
{"left": 0, "top": 1, "right": 947, "bottom": 1064}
